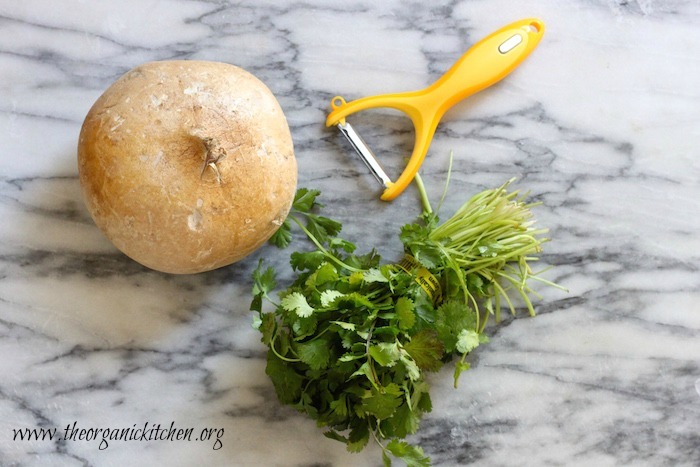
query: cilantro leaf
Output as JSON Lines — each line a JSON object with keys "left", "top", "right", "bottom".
{"left": 344, "top": 249, "right": 381, "bottom": 270}
{"left": 410, "top": 381, "right": 433, "bottom": 413}
{"left": 361, "top": 384, "right": 403, "bottom": 420}
{"left": 290, "top": 250, "right": 326, "bottom": 271}
{"left": 411, "top": 293, "right": 437, "bottom": 329}
{"left": 385, "top": 402, "right": 420, "bottom": 439}
{"left": 351, "top": 361, "right": 372, "bottom": 380}
{"left": 321, "top": 290, "right": 344, "bottom": 307}
{"left": 335, "top": 292, "right": 376, "bottom": 311}
{"left": 297, "top": 338, "right": 331, "bottom": 370}
{"left": 306, "top": 262, "right": 338, "bottom": 287}
{"left": 412, "top": 242, "right": 443, "bottom": 270}
{"left": 268, "top": 221, "right": 292, "bottom": 248}
{"left": 324, "top": 429, "right": 348, "bottom": 444}
{"left": 258, "top": 312, "right": 276, "bottom": 346}
{"left": 306, "top": 213, "right": 343, "bottom": 244}
{"left": 291, "top": 314, "right": 318, "bottom": 339}
{"left": 293, "top": 188, "right": 322, "bottom": 212}
{"left": 251, "top": 259, "right": 277, "bottom": 312}
{"left": 385, "top": 439, "right": 430, "bottom": 467}
{"left": 399, "top": 224, "right": 443, "bottom": 269}
{"left": 329, "top": 393, "right": 350, "bottom": 420}
{"left": 281, "top": 292, "right": 315, "bottom": 318}
{"left": 399, "top": 352, "right": 421, "bottom": 382}
{"left": 455, "top": 329, "right": 480, "bottom": 354}
{"left": 403, "top": 330, "right": 444, "bottom": 372}
{"left": 453, "top": 361, "right": 471, "bottom": 387}
{"left": 265, "top": 351, "right": 303, "bottom": 404}
{"left": 399, "top": 223, "right": 430, "bottom": 247}
{"left": 347, "top": 422, "right": 370, "bottom": 453}
{"left": 269, "top": 188, "right": 325, "bottom": 249}
{"left": 395, "top": 297, "right": 416, "bottom": 330}
{"left": 363, "top": 268, "right": 389, "bottom": 283}
{"left": 434, "top": 301, "right": 476, "bottom": 353}
{"left": 369, "top": 342, "right": 400, "bottom": 367}
{"left": 329, "top": 237, "right": 356, "bottom": 254}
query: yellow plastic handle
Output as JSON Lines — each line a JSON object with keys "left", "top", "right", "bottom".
{"left": 326, "top": 18, "right": 545, "bottom": 201}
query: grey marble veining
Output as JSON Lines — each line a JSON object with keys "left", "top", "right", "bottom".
{"left": 1, "top": 1, "right": 699, "bottom": 466}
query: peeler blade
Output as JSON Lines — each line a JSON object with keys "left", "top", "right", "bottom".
{"left": 336, "top": 121, "right": 392, "bottom": 188}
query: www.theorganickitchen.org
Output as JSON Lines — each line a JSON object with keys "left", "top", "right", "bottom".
{"left": 12, "top": 421, "right": 224, "bottom": 450}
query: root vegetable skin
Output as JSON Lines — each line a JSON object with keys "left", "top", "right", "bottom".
{"left": 78, "top": 60, "right": 297, "bottom": 274}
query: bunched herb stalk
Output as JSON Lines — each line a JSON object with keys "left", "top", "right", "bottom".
{"left": 408, "top": 174, "right": 557, "bottom": 330}
{"left": 250, "top": 175, "right": 562, "bottom": 467}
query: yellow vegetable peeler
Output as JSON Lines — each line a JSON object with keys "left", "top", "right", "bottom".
{"left": 326, "top": 18, "right": 545, "bottom": 201}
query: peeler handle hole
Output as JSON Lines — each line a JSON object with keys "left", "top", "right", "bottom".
{"left": 331, "top": 96, "right": 347, "bottom": 109}
{"left": 525, "top": 20, "right": 543, "bottom": 33}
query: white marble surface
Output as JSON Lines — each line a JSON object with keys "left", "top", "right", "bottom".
{"left": 1, "top": 1, "right": 699, "bottom": 466}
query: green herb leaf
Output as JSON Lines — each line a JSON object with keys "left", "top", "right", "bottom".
{"left": 336, "top": 292, "right": 376, "bottom": 310}
{"left": 411, "top": 381, "right": 433, "bottom": 413}
{"left": 306, "top": 213, "right": 343, "bottom": 244}
{"left": 324, "top": 430, "right": 348, "bottom": 444}
{"left": 265, "top": 351, "right": 303, "bottom": 405}
{"left": 251, "top": 259, "right": 276, "bottom": 312}
{"left": 329, "top": 394, "right": 349, "bottom": 419}
{"left": 321, "top": 290, "right": 345, "bottom": 307}
{"left": 329, "top": 237, "right": 357, "bottom": 253}
{"left": 292, "top": 314, "right": 318, "bottom": 339}
{"left": 351, "top": 361, "right": 375, "bottom": 383}
{"left": 385, "top": 439, "right": 431, "bottom": 467}
{"left": 395, "top": 297, "right": 416, "bottom": 331}
{"left": 434, "top": 301, "right": 475, "bottom": 353}
{"left": 455, "top": 329, "right": 480, "bottom": 354}
{"left": 369, "top": 342, "right": 400, "bottom": 367}
{"left": 307, "top": 262, "right": 339, "bottom": 287}
{"left": 290, "top": 250, "right": 326, "bottom": 271}
{"left": 347, "top": 422, "right": 370, "bottom": 453}
{"left": 297, "top": 338, "right": 331, "bottom": 370}
{"left": 453, "top": 361, "right": 471, "bottom": 388}
{"left": 383, "top": 451, "right": 392, "bottom": 467}
{"left": 268, "top": 221, "right": 292, "bottom": 248}
{"left": 363, "top": 268, "right": 389, "bottom": 283}
{"left": 258, "top": 312, "right": 276, "bottom": 346}
{"left": 399, "top": 352, "right": 421, "bottom": 381}
{"left": 361, "top": 384, "right": 403, "bottom": 420}
{"left": 281, "top": 292, "right": 315, "bottom": 318}
{"left": 403, "top": 330, "right": 444, "bottom": 372}
{"left": 386, "top": 402, "right": 420, "bottom": 439}
{"left": 293, "top": 188, "right": 322, "bottom": 212}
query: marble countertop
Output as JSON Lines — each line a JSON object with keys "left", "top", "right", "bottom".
{"left": 1, "top": 1, "right": 699, "bottom": 466}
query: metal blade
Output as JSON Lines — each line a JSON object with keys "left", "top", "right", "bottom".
{"left": 336, "top": 121, "right": 391, "bottom": 187}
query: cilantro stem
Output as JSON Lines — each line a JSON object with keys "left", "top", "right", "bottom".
{"left": 269, "top": 340, "right": 301, "bottom": 363}
{"left": 369, "top": 423, "right": 389, "bottom": 457}
{"left": 435, "top": 150, "right": 454, "bottom": 216}
{"left": 289, "top": 214, "right": 362, "bottom": 273}
{"left": 270, "top": 327, "right": 301, "bottom": 363}
{"left": 299, "top": 323, "right": 332, "bottom": 343}
{"left": 365, "top": 321, "right": 381, "bottom": 389}
{"left": 413, "top": 172, "right": 433, "bottom": 215}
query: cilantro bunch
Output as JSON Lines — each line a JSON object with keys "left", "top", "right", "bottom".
{"left": 251, "top": 175, "right": 559, "bottom": 466}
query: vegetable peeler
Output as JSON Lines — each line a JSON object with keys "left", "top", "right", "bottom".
{"left": 326, "top": 18, "right": 545, "bottom": 201}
